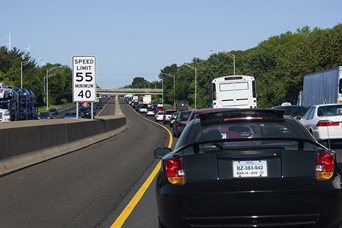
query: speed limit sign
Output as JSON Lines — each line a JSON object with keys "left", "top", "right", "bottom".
{"left": 72, "top": 56, "right": 96, "bottom": 102}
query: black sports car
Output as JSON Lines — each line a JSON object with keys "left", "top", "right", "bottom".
{"left": 154, "top": 109, "right": 342, "bottom": 228}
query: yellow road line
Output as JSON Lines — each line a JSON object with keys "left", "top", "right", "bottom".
{"left": 110, "top": 105, "right": 173, "bottom": 228}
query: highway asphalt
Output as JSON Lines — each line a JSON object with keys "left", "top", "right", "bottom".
{"left": 0, "top": 101, "right": 168, "bottom": 228}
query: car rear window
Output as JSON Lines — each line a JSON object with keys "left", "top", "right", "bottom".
{"left": 179, "top": 111, "right": 191, "bottom": 121}
{"left": 180, "top": 119, "right": 308, "bottom": 148}
{"left": 274, "top": 106, "right": 308, "bottom": 117}
{"left": 317, "top": 105, "right": 342, "bottom": 116}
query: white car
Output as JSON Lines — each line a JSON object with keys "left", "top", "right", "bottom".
{"left": 0, "top": 100, "right": 11, "bottom": 122}
{"left": 139, "top": 104, "right": 148, "bottom": 113}
{"left": 301, "top": 104, "right": 342, "bottom": 143}
{"left": 155, "top": 111, "right": 164, "bottom": 122}
{"left": 146, "top": 108, "right": 155, "bottom": 116}
{"left": 163, "top": 110, "right": 176, "bottom": 123}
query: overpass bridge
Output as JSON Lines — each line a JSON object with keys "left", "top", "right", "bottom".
{"left": 97, "top": 88, "right": 162, "bottom": 96}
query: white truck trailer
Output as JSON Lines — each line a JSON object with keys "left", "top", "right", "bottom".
{"left": 143, "top": 95, "right": 151, "bottom": 104}
{"left": 301, "top": 67, "right": 342, "bottom": 106}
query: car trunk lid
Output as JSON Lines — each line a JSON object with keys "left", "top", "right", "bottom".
{"left": 183, "top": 147, "right": 316, "bottom": 182}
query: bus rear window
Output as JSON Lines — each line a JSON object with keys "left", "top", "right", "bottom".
{"left": 212, "top": 83, "right": 216, "bottom": 100}
{"left": 220, "top": 82, "right": 248, "bottom": 91}
{"left": 339, "top": 78, "right": 342, "bottom": 93}
{"left": 252, "top": 80, "right": 256, "bottom": 98}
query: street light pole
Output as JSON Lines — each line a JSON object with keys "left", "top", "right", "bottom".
{"left": 183, "top": 64, "right": 197, "bottom": 109}
{"left": 226, "top": 52, "right": 236, "bottom": 75}
{"left": 162, "top": 78, "right": 164, "bottom": 104}
{"left": 173, "top": 74, "right": 175, "bottom": 108}
{"left": 21, "top": 62, "right": 23, "bottom": 89}
{"left": 20, "top": 61, "right": 30, "bottom": 88}
{"left": 46, "top": 66, "right": 61, "bottom": 110}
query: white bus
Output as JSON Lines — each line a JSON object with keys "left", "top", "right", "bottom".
{"left": 212, "top": 75, "right": 257, "bottom": 108}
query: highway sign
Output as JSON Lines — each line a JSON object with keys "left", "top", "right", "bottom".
{"left": 72, "top": 56, "right": 96, "bottom": 102}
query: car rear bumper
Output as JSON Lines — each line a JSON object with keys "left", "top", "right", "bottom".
{"left": 156, "top": 182, "right": 342, "bottom": 228}
{"left": 313, "top": 127, "right": 342, "bottom": 141}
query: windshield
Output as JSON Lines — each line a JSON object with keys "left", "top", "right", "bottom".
{"left": 179, "top": 111, "right": 191, "bottom": 121}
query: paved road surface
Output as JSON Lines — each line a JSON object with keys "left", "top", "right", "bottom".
{"left": 0, "top": 101, "right": 167, "bottom": 228}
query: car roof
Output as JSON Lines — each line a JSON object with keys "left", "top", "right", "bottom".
{"left": 197, "top": 108, "right": 286, "bottom": 125}
{"left": 272, "top": 105, "right": 307, "bottom": 108}
{"left": 312, "top": 103, "right": 342, "bottom": 107}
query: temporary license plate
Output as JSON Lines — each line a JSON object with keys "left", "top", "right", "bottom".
{"left": 233, "top": 160, "right": 268, "bottom": 178}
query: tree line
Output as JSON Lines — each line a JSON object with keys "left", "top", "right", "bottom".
{"left": 129, "top": 24, "right": 342, "bottom": 108}
{"left": 2, "top": 24, "right": 342, "bottom": 109}
{"left": 0, "top": 46, "right": 72, "bottom": 107}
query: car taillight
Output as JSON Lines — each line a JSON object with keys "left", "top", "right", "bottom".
{"left": 164, "top": 158, "right": 185, "bottom": 185}
{"left": 316, "top": 152, "right": 335, "bottom": 181}
{"left": 316, "top": 120, "right": 339, "bottom": 127}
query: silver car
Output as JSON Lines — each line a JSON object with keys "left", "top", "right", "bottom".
{"left": 301, "top": 104, "right": 342, "bottom": 143}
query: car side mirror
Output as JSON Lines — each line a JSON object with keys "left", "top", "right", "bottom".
{"left": 154, "top": 147, "right": 172, "bottom": 159}
{"left": 294, "top": 116, "right": 303, "bottom": 121}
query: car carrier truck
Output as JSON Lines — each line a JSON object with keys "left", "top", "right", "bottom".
{"left": 300, "top": 67, "right": 342, "bottom": 106}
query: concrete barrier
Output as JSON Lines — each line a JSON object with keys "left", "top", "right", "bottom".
{"left": 0, "top": 95, "right": 127, "bottom": 175}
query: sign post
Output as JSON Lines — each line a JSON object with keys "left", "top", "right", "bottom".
{"left": 72, "top": 56, "right": 96, "bottom": 119}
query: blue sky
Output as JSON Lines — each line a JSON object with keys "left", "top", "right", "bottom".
{"left": 2, "top": 0, "right": 341, "bottom": 88}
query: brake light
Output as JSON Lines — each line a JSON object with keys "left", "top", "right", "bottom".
{"left": 164, "top": 158, "right": 185, "bottom": 185}
{"left": 224, "top": 117, "right": 263, "bottom": 121}
{"left": 316, "top": 152, "right": 335, "bottom": 180}
{"left": 316, "top": 120, "right": 339, "bottom": 127}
